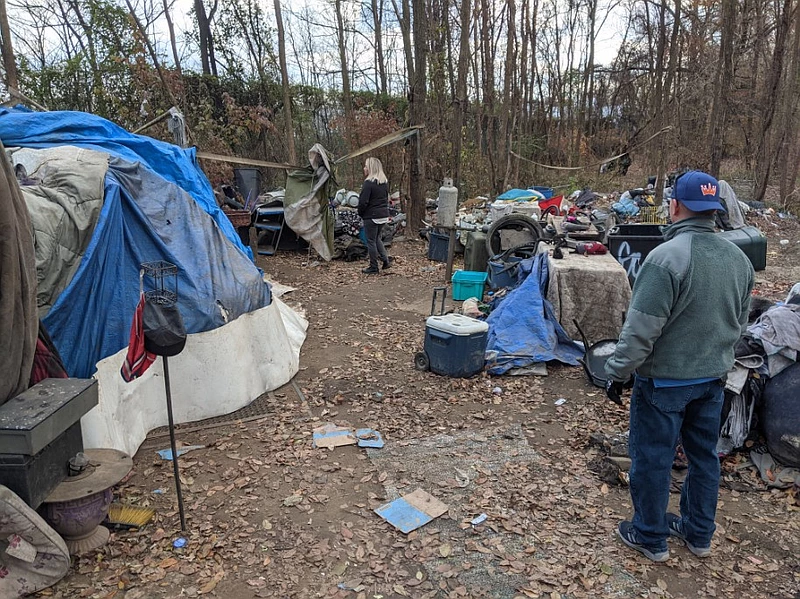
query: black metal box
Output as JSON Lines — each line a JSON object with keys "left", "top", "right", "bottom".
{"left": 0, "top": 378, "right": 97, "bottom": 455}
{"left": 0, "top": 422, "right": 83, "bottom": 508}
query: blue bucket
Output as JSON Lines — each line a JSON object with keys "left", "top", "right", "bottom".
{"left": 487, "top": 257, "right": 522, "bottom": 289}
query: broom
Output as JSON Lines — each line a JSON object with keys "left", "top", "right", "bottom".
{"left": 106, "top": 503, "right": 156, "bottom": 529}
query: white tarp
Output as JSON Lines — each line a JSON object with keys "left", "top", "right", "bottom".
{"left": 81, "top": 297, "right": 307, "bottom": 455}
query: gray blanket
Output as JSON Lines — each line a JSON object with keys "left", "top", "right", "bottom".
{"left": 14, "top": 147, "right": 108, "bottom": 316}
{"left": 0, "top": 142, "right": 37, "bottom": 405}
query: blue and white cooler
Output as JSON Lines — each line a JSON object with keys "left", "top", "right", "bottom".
{"left": 414, "top": 313, "right": 489, "bottom": 378}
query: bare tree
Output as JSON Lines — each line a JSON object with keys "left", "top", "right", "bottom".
{"left": 274, "top": 0, "right": 296, "bottom": 163}
{"left": 195, "top": 0, "right": 218, "bottom": 76}
{"left": 0, "top": 0, "right": 17, "bottom": 90}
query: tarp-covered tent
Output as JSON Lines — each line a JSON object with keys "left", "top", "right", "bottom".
{"left": 1, "top": 108, "right": 307, "bottom": 454}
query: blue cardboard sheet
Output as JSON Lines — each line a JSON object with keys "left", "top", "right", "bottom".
{"left": 485, "top": 253, "right": 583, "bottom": 374}
{"left": 375, "top": 498, "right": 434, "bottom": 534}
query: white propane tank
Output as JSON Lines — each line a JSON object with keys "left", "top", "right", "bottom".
{"left": 437, "top": 177, "right": 458, "bottom": 228}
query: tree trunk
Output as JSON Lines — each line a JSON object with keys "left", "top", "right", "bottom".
{"left": 501, "top": 0, "right": 516, "bottom": 189}
{"left": 190, "top": 1, "right": 215, "bottom": 76}
{"left": 754, "top": 0, "right": 791, "bottom": 203}
{"left": 334, "top": 0, "right": 353, "bottom": 134}
{"left": 708, "top": 0, "right": 735, "bottom": 177}
{"left": 162, "top": 0, "right": 182, "bottom": 76}
{"left": 0, "top": 0, "right": 18, "bottom": 91}
{"left": 453, "top": 0, "right": 472, "bottom": 194}
{"left": 372, "top": 0, "right": 387, "bottom": 94}
{"left": 274, "top": 0, "right": 296, "bottom": 164}
{"left": 407, "top": 0, "right": 427, "bottom": 231}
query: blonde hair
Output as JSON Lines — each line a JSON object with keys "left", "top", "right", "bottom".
{"left": 364, "top": 157, "right": 388, "bottom": 184}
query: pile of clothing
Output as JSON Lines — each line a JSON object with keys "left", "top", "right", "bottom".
{"left": 718, "top": 283, "right": 800, "bottom": 482}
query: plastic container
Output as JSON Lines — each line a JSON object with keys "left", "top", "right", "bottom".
{"left": 607, "top": 224, "right": 666, "bottom": 285}
{"left": 428, "top": 230, "right": 449, "bottom": 262}
{"left": 718, "top": 226, "right": 767, "bottom": 271}
{"left": 452, "top": 270, "right": 488, "bottom": 301}
{"left": 424, "top": 314, "right": 489, "bottom": 377}
{"left": 530, "top": 186, "right": 555, "bottom": 199}
{"left": 487, "top": 257, "right": 522, "bottom": 290}
{"left": 464, "top": 231, "right": 489, "bottom": 272}
{"left": 511, "top": 202, "right": 542, "bottom": 220}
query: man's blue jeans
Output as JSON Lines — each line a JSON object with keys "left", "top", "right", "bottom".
{"left": 628, "top": 375, "right": 724, "bottom": 550}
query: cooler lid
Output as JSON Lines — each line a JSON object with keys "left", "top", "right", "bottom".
{"left": 426, "top": 313, "right": 489, "bottom": 335}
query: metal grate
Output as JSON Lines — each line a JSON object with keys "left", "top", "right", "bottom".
{"left": 147, "top": 390, "right": 278, "bottom": 437}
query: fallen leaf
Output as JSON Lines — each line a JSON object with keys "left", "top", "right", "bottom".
{"left": 439, "top": 543, "right": 452, "bottom": 558}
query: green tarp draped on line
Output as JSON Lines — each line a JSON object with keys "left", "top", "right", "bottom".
{"left": 283, "top": 144, "right": 336, "bottom": 261}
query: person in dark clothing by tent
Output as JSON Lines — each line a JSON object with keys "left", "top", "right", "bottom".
{"left": 357, "top": 157, "right": 391, "bottom": 274}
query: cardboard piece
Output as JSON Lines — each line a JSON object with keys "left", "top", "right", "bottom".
{"left": 356, "top": 428, "right": 384, "bottom": 448}
{"left": 312, "top": 424, "right": 357, "bottom": 449}
{"left": 374, "top": 489, "right": 448, "bottom": 534}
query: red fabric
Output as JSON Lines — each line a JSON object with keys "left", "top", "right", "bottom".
{"left": 29, "top": 339, "right": 68, "bottom": 386}
{"left": 120, "top": 295, "right": 156, "bottom": 382}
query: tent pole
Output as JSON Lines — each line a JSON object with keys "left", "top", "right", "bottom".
{"left": 163, "top": 355, "right": 186, "bottom": 531}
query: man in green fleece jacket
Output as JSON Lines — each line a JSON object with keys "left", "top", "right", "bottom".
{"left": 605, "top": 171, "right": 754, "bottom": 562}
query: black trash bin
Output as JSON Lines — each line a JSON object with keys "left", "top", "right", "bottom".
{"left": 607, "top": 224, "right": 665, "bottom": 286}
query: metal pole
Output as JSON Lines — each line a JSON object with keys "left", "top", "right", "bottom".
{"left": 444, "top": 227, "right": 457, "bottom": 282}
{"left": 163, "top": 356, "right": 186, "bottom": 531}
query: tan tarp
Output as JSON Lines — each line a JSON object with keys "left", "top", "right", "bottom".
{"left": 14, "top": 146, "right": 108, "bottom": 316}
{"left": 0, "top": 141, "right": 37, "bottom": 404}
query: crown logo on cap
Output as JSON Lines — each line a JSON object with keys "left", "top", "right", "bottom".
{"left": 700, "top": 183, "right": 717, "bottom": 196}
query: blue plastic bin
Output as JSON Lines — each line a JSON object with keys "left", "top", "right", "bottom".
{"left": 451, "top": 270, "right": 488, "bottom": 301}
{"left": 487, "top": 257, "right": 522, "bottom": 290}
{"left": 428, "top": 230, "right": 449, "bottom": 262}
{"left": 530, "top": 186, "right": 555, "bottom": 199}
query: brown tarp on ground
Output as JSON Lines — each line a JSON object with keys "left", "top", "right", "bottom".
{"left": 0, "top": 140, "right": 37, "bottom": 405}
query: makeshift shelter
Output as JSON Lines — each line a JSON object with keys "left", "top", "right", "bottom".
{"left": 0, "top": 108, "right": 307, "bottom": 455}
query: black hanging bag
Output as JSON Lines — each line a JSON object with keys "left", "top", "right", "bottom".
{"left": 143, "top": 298, "right": 187, "bottom": 357}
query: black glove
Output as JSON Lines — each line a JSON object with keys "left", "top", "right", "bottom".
{"left": 605, "top": 379, "right": 624, "bottom": 405}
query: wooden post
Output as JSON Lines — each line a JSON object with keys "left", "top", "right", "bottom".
{"left": 445, "top": 227, "right": 457, "bottom": 283}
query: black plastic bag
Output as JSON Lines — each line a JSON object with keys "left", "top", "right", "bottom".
{"left": 761, "top": 362, "right": 800, "bottom": 467}
{"left": 143, "top": 299, "right": 187, "bottom": 357}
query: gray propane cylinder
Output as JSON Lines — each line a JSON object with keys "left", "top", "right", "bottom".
{"left": 437, "top": 178, "right": 459, "bottom": 228}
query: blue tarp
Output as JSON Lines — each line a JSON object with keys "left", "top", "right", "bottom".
{"left": 496, "top": 188, "right": 545, "bottom": 201}
{"left": 1, "top": 109, "right": 271, "bottom": 378}
{"left": 0, "top": 108, "right": 252, "bottom": 260}
{"left": 485, "top": 253, "right": 583, "bottom": 374}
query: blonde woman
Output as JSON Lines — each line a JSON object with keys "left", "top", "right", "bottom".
{"left": 357, "top": 157, "right": 391, "bottom": 274}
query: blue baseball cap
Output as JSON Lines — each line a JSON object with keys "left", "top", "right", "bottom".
{"left": 674, "top": 170, "right": 725, "bottom": 212}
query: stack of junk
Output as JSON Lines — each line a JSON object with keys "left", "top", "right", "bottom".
{"left": 0, "top": 108, "right": 308, "bottom": 595}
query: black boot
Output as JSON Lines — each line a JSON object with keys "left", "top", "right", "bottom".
{"left": 362, "top": 266, "right": 380, "bottom": 274}
{"left": 382, "top": 257, "right": 392, "bottom": 270}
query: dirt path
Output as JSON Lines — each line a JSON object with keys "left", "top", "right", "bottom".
{"left": 47, "top": 234, "right": 799, "bottom": 599}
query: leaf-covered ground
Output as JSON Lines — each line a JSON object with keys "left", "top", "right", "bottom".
{"left": 40, "top": 220, "right": 799, "bottom": 599}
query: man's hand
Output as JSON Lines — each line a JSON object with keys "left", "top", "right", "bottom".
{"left": 605, "top": 379, "right": 624, "bottom": 405}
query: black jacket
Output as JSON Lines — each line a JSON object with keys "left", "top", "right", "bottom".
{"left": 357, "top": 180, "right": 390, "bottom": 220}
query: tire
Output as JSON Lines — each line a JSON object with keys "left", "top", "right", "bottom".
{"left": 486, "top": 214, "right": 544, "bottom": 257}
{"left": 414, "top": 351, "right": 430, "bottom": 372}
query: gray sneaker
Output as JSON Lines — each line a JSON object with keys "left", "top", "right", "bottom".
{"left": 617, "top": 521, "right": 670, "bottom": 562}
{"left": 666, "top": 512, "right": 711, "bottom": 558}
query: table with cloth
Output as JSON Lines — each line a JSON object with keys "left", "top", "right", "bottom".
{"left": 538, "top": 244, "right": 632, "bottom": 343}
